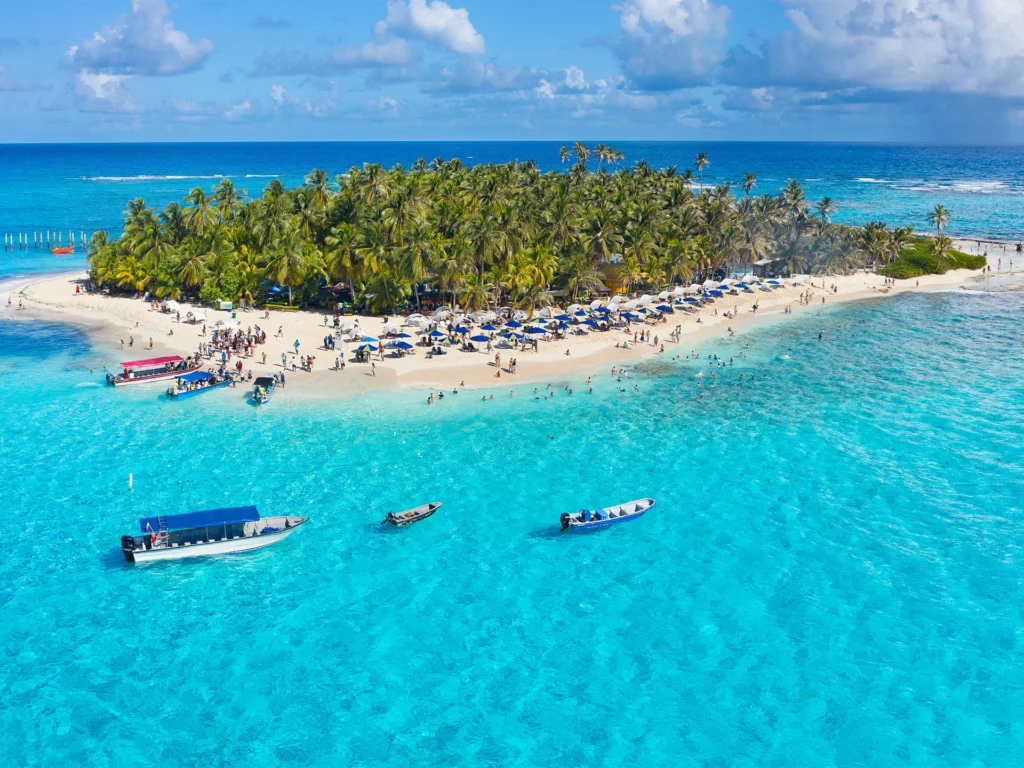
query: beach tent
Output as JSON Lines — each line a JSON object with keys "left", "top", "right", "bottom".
{"left": 793, "top": 277, "right": 806, "bottom": 286}
{"left": 186, "top": 310, "right": 206, "bottom": 323}
{"left": 161, "top": 300, "right": 181, "bottom": 313}
{"left": 214, "top": 319, "right": 238, "bottom": 329}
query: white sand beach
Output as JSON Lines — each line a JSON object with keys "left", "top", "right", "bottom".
{"left": 2, "top": 265, "right": 989, "bottom": 401}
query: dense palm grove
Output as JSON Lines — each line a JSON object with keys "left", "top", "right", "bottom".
{"left": 88, "top": 143, "right": 940, "bottom": 313}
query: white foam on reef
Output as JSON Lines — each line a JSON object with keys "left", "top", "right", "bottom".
{"left": 895, "top": 180, "right": 1017, "bottom": 195}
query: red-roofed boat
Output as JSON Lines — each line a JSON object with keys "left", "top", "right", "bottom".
{"left": 105, "top": 355, "right": 199, "bottom": 386}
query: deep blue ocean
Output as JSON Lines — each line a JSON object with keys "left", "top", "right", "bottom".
{"left": 1, "top": 142, "right": 1024, "bottom": 282}
{"left": 2, "top": 143, "right": 1024, "bottom": 766}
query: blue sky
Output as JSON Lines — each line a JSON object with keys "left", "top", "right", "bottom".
{"left": 2, "top": 0, "right": 1023, "bottom": 143}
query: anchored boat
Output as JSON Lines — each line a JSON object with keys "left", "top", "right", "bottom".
{"left": 560, "top": 497, "right": 655, "bottom": 532}
{"left": 121, "top": 506, "right": 307, "bottom": 563}
{"left": 252, "top": 375, "right": 276, "bottom": 404}
{"left": 51, "top": 246, "right": 74, "bottom": 256}
{"left": 381, "top": 502, "right": 442, "bottom": 527}
{"left": 166, "top": 370, "right": 232, "bottom": 400}
{"left": 106, "top": 356, "right": 199, "bottom": 386}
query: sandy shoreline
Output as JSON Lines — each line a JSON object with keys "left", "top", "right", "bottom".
{"left": 1, "top": 264, "right": 991, "bottom": 401}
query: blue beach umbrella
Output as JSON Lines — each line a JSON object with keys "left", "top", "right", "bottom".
{"left": 582, "top": 319, "right": 598, "bottom": 327}
{"left": 622, "top": 312, "right": 639, "bottom": 320}
{"left": 555, "top": 321, "right": 568, "bottom": 329}
{"left": 394, "top": 332, "right": 411, "bottom": 339}
{"left": 429, "top": 329, "right": 446, "bottom": 338}
{"left": 356, "top": 344, "right": 375, "bottom": 352}
{"left": 361, "top": 336, "right": 379, "bottom": 343}
{"left": 656, "top": 305, "right": 673, "bottom": 312}
{"left": 685, "top": 297, "right": 699, "bottom": 304}
{"left": 470, "top": 335, "right": 489, "bottom": 343}
{"left": 481, "top": 323, "right": 498, "bottom": 331}
{"left": 527, "top": 326, "right": 546, "bottom": 335}
{"left": 395, "top": 341, "right": 414, "bottom": 350}
{"left": 455, "top": 326, "right": 469, "bottom": 334}
{"left": 554, "top": 314, "right": 572, "bottom": 322}
{"left": 506, "top": 320, "right": 523, "bottom": 328}
{"left": 710, "top": 289, "right": 724, "bottom": 297}
{"left": 574, "top": 310, "right": 587, "bottom": 317}
{"left": 595, "top": 307, "right": 612, "bottom": 315}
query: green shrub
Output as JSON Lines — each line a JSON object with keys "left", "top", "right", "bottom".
{"left": 878, "top": 239, "right": 986, "bottom": 279}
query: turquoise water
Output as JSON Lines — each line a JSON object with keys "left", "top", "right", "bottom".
{"left": 2, "top": 290, "right": 1023, "bottom": 765}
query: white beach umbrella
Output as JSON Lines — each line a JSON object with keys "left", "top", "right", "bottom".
{"left": 638, "top": 294, "right": 654, "bottom": 304}
{"left": 624, "top": 299, "right": 641, "bottom": 310}
{"left": 703, "top": 280, "right": 719, "bottom": 290}
{"left": 567, "top": 303, "right": 582, "bottom": 313}
{"left": 688, "top": 284, "right": 702, "bottom": 294}
{"left": 590, "top": 299, "right": 604, "bottom": 310}
{"left": 658, "top": 291, "right": 671, "bottom": 300}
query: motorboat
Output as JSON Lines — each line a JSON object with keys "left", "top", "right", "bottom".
{"left": 560, "top": 498, "right": 655, "bottom": 532}
{"left": 106, "top": 356, "right": 198, "bottom": 386}
{"left": 121, "top": 506, "right": 308, "bottom": 563}
{"left": 166, "top": 370, "right": 232, "bottom": 400}
{"left": 381, "top": 502, "right": 442, "bottom": 527}
{"left": 252, "top": 375, "right": 276, "bottom": 404}
{"left": 51, "top": 246, "right": 74, "bottom": 255}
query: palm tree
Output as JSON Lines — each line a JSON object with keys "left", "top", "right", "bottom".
{"left": 814, "top": 197, "right": 836, "bottom": 234}
{"left": 185, "top": 188, "right": 217, "bottom": 237}
{"left": 694, "top": 152, "right": 709, "bottom": 192}
{"left": 265, "top": 228, "right": 309, "bottom": 305}
{"left": 927, "top": 204, "right": 950, "bottom": 237}
{"left": 933, "top": 234, "right": 955, "bottom": 271}
{"left": 743, "top": 172, "right": 757, "bottom": 196}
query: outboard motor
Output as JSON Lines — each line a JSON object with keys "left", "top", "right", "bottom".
{"left": 120, "top": 535, "right": 137, "bottom": 562}
{"left": 560, "top": 513, "right": 571, "bottom": 531}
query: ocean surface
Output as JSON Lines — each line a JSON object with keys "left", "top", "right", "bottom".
{"left": 1, "top": 142, "right": 1024, "bottom": 282}
{"left": 1, "top": 288, "right": 1023, "bottom": 766}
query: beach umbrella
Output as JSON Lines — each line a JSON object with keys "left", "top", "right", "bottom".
{"left": 481, "top": 323, "right": 498, "bottom": 331}
{"left": 395, "top": 341, "right": 413, "bottom": 350}
{"left": 555, "top": 321, "right": 568, "bottom": 329}
{"left": 356, "top": 344, "right": 375, "bottom": 352}
{"left": 470, "top": 335, "right": 489, "bottom": 343}
{"left": 455, "top": 326, "right": 469, "bottom": 334}
{"left": 684, "top": 297, "right": 699, "bottom": 304}
{"left": 638, "top": 294, "right": 654, "bottom": 304}
{"left": 658, "top": 291, "right": 671, "bottom": 300}
{"left": 768, "top": 280, "right": 781, "bottom": 286}
{"left": 505, "top": 320, "right": 523, "bottom": 328}
{"left": 590, "top": 299, "right": 604, "bottom": 310}
{"left": 527, "top": 326, "right": 546, "bottom": 335}
{"left": 574, "top": 310, "right": 587, "bottom": 317}
{"left": 656, "top": 304, "right": 673, "bottom": 312}
{"left": 595, "top": 307, "right": 612, "bottom": 315}
{"left": 622, "top": 312, "right": 639, "bottom": 320}
{"left": 361, "top": 336, "right": 379, "bottom": 343}
{"left": 582, "top": 319, "right": 598, "bottom": 327}
{"left": 710, "top": 290, "right": 724, "bottom": 297}
{"left": 394, "top": 332, "right": 411, "bottom": 339}
{"left": 510, "top": 332, "right": 524, "bottom": 340}
{"left": 429, "top": 329, "right": 446, "bottom": 338}
{"left": 554, "top": 314, "right": 572, "bottom": 322}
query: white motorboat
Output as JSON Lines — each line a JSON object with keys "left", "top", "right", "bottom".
{"left": 121, "top": 506, "right": 307, "bottom": 563}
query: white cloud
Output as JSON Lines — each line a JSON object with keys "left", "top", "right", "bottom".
{"left": 613, "top": 0, "right": 730, "bottom": 88}
{"left": 72, "top": 71, "right": 136, "bottom": 112}
{"left": 381, "top": 0, "right": 485, "bottom": 56}
{"left": 268, "top": 82, "right": 337, "bottom": 118}
{"left": 725, "top": 0, "right": 1024, "bottom": 98}
{"left": 65, "top": 0, "right": 213, "bottom": 76}
{"left": 251, "top": 38, "right": 414, "bottom": 76}
{"left": 424, "top": 57, "right": 543, "bottom": 94}
{"left": 224, "top": 99, "right": 253, "bottom": 121}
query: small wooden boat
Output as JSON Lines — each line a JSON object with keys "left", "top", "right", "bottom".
{"left": 381, "top": 502, "right": 442, "bottom": 527}
{"left": 106, "top": 356, "right": 199, "bottom": 386}
{"left": 166, "top": 370, "right": 232, "bottom": 400}
{"left": 252, "top": 375, "right": 276, "bottom": 404}
{"left": 121, "top": 506, "right": 308, "bottom": 563}
{"left": 51, "top": 246, "right": 74, "bottom": 256}
{"left": 560, "top": 497, "right": 655, "bottom": 532}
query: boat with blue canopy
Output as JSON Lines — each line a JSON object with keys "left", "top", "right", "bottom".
{"left": 120, "top": 505, "right": 308, "bottom": 563}
{"left": 560, "top": 498, "right": 655, "bottom": 532}
{"left": 252, "top": 375, "right": 277, "bottom": 404}
{"left": 166, "top": 370, "right": 232, "bottom": 400}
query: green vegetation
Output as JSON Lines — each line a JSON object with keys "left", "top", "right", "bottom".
{"left": 878, "top": 239, "right": 986, "bottom": 279}
{"left": 87, "top": 144, "right": 977, "bottom": 312}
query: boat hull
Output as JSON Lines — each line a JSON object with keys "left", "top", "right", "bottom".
{"left": 384, "top": 502, "right": 441, "bottom": 527}
{"left": 167, "top": 380, "right": 232, "bottom": 400}
{"left": 108, "top": 367, "right": 200, "bottom": 387}
{"left": 125, "top": 518, "right": 306, "bottom": 563}
{"left": 562, "top": 498, "right": 656, "bottom": 532}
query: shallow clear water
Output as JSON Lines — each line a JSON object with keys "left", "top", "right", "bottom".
{"left": 1, "top": 291, "right": 1023, "bottom": 766}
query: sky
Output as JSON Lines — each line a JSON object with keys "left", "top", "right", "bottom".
{"left": 2, "top": 0, "right": 1024, "bottom": 143}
